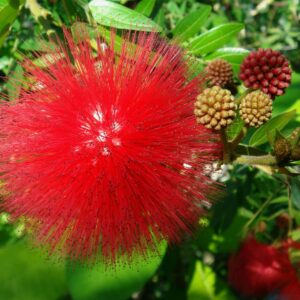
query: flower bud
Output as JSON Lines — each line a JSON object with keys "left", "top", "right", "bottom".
{"left": 239, "top": 91, "right": 272, "bottom": 127}
{"left": 205, "top": 59, "right": 234, "bottom": 88}
{"left": 194, "top": 86, "right": 236, "bottom": 130}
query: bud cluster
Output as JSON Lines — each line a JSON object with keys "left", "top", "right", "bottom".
{"left": 194, "top": 86, "right": 236, "bottom": 130}
{"left": 205, "top": 59, "right": 233, "bottom": 88}
{"left": 195, "top": 49, "right": 292, "bottom": 133}
{"left": 239, "top": 91, "right": 272, "bottom": 128}
{"left": 239, "top": 49, "right": 292, "bottom": 99}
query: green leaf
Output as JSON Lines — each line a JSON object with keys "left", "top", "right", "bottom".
{"left": 88, "top": 0, "right": 161, "bottom": 32}
{"left": 172, "top": 5, "right": 211, "bottom": 42}
{"left": 226, "top": 115, "right": 244, "bottom": 141}
{"left": 204, "top": 47, "right": 249, "bottom": 74}
{"left": 188, "top": 261, "right": 236, "bottom": 300}
{"left": 135, "top": 0, "right": 155, "bottom": 17}
{"left": 0, "top": 0, "right": 25, "bottom": 47}
{"left": 153, "top": 8, "right": 165, "bottom": 28}
{"left": 67, "top": 242, "right": 166, "bottom": 300}
{"left": 290, "top": 229, "right": 300, "bottom": 241}
{"left": 0, "top": 240, "right": 68, "bottom": 300}
{"left": 187, "top": 23, "right": 244, "bottom": 56}
{"left": 249, "top": 110, "right": 297, "bottom": 147}
{"left": 291, "top": 177, "right": 300, "bottom": 210}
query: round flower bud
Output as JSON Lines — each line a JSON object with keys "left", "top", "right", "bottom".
{"left": 205, "top": 59, "right": 234, "bottom": 87}
{"left": 239, "top": 91, "right": 272, "bottom": 127}
{"left": 239, "top": 49, "right": 292, "bottom": 99}
{"left": 194, "top": 86, "right": 236, "bottom": 130}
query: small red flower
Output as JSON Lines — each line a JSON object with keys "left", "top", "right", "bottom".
{"left": 239, "top": 49, "right": 292, "bottom": 99}
{"left": 228, "top": 237, "right": 297, "bottom": 297}
{"left": 0, "top": 28, "right": 220, "bottom": 262}
{"left": 278, "top": 280, "right": 300, "bottom": 300}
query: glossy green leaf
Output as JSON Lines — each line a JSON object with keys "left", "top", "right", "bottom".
{"left": 0, "top": 240, "right": 68, "bottom": 300}
{"left": 188, "top": 261, "right": 236, "bottom": 300}
{"left": 187, "top": 23, "right": 244, "bottom": 55}
{"left": 135, "top": 0, "right": 155, "bottom": 17}
{"left": 249, "top": 110, "right": 297, "bottom": 147}
{"left": 153, "top": 8, "right": 165, "bottom": 28}
{"left": 88, "top": 0, "right": 161, "bottom": 32}
{"left": 67, "top": 242, "right": 166, "bottom": 300}
{"left": 172, "top": 5, "right": 211, "bottom": 42}
{"left": 0, "top": 0, "right": 25, "bottom": 47}
{"left": 204, "top": 47, "right": 249, "bottom": 74}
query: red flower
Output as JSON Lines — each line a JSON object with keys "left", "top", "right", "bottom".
{"left": 0, "top": 28, "right": 220, "bottom": 262}
{"left": 228, "top": 238, "right": 297, "bottom": 297}
{"left": 278, "top": 280, "right": 300, "bottom": 300}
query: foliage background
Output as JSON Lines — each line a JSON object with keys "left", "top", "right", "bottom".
{"left": 0, "top": 0, "right": 299, "bottom": 299}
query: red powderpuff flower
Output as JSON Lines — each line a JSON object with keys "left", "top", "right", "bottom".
{"left": 0, "top": 28, "right": 221, "bottom": 263}
{"left": 228, "top": 237, "right": 297, "bottom": 298}
{"left": 239, "top": 49, "right": 292, "bottom": 99}
{"left": 277, "top": 280, "right": 300, "bottom": 300}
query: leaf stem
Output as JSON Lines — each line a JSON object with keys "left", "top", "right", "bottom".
{"left": 234, "top": 154, "right": 277, "bottom": 166}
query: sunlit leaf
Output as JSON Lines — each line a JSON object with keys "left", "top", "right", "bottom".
{"left": 135, "top": 0, "right": 155, "bottom": 17}
{"left": 187, "top": 23, "right": 244, "bottom": 55}
{"left": 0, "top": 240, "right": 68, "bottom": 300}
{"left": 67, "top": 242, "right": 166, "bottom": 300}
{"left": 188, "top": 261, "right": 237, "bottom": 300}
{"left": 249, "top": 110, "right": 297, "bottom": 146}
{"left": 172, "top": 5, "right": 211, "bottom": 42}
{"left": 88, "top": 0, "right": 161, "bottom": 32}
{"left": 0, "top": 0, "right": 25, "bottom": 47}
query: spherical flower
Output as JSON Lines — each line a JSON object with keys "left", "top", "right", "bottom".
{"left": 194, "top": 86, "right": 236, "bottom": 130}
{"left": 277, "top": 280, "right": 300, "bottom": 300}
{"left": 205, "top": 59, "right": 234, "bottom": 88}
{"left": 239, "top": 90, "right": 272, "bottom": 127}
{"left": 239, "top": 49, "right": 292, "bottom": 99}
{"left": 0, "top": 28, "right": 221, "bottom": 263}
{"left": 228, "top": 237, "right": 297, "bottom": 298}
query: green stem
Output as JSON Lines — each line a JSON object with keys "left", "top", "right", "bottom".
{"left": 230, "top": 126, "right": 248, "bottom": 151}
{"left": 243, "top": 195, "right": 273, "bottom": 231}
{"left": 221, "top": 129, "right": 230, "bottom": 163}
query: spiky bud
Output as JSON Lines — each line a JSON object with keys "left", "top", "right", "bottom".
{"left": 205, "top": 59, "right": 234, "bottom": 88}
{"left": 239, "top": 91, "right": 272, "bottom": 127}
{"left": 194, "top": 86, "right": 236, "bottom": 130}
{"left": 239, "top": 49, "right": 292, "bottom": 99}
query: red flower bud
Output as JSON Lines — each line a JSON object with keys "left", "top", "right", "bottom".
{"left": 239, "top": 49, "right": 292, "bottom": 99}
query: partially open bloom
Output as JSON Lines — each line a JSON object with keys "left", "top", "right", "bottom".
{"left": 0, "top": 28, "right": 220, "bottom": 262}
{"left": 228, "top": 237, "right": 297, "bottom": 297}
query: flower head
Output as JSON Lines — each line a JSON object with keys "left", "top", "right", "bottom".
{"left": 228, "top": 237, "right": 297, "bottom": 297}
{"left": 239, "top": 49, "right": 291, "bottom": 99}
{"left": 0, "top": 28, "right": 220, "bottom": 262}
